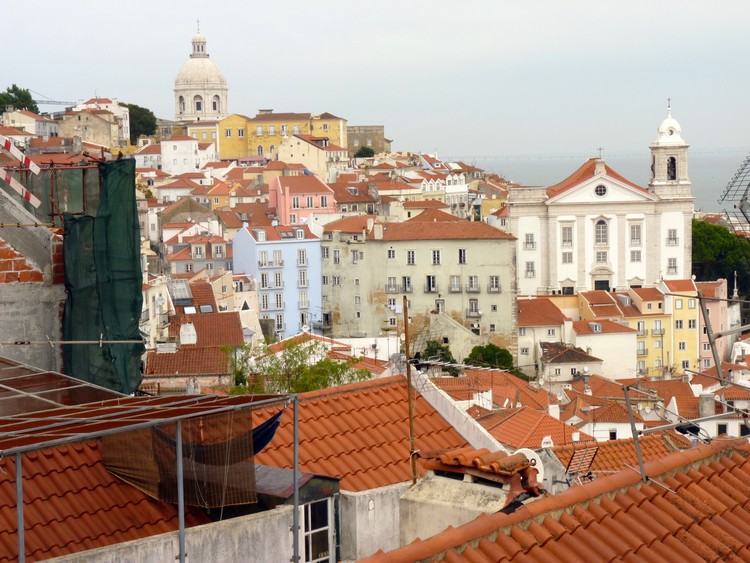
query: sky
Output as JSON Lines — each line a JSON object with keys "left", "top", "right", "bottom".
{"left": 4, "top": 1, "right": 750, "bottom": 159}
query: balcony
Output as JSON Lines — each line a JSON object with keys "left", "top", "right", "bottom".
{"left": 523, "top": 242, "right": 536, "bottom": 250}
{"left": 298, "top": 301, "right": 310, "bottom": 309}
{"left": 465, "top": 285, "right": 481, "bottom": 293}
{"left": 448, "top": 284, "right": 462, "bottom": 293}
{"left": 258, "top": 260, "right": 284, "bottom": 268}
{"left": 424, "top": 284, "right": 439, "bottom": 293}
{"left": 631, "top": 239, "right": 641, "bottom": 246}
{"left": 385, "top": 284, "right": 399, "bottom": 293}
{"left": 466, "top": 309, "right": 482, "bottom": 318}
{"left": 487, "top": 285, "right": 501, "bottom": 293}
{"left": 666, "top": 267, "right": 678, "bottom": 275}
{"left": 297, "top": 259, "right": 307, "bottom": 267}
{"left": 297, "top": 281, "right": 308, "bottom": 288}
{"left": 666, "top": 237, "right": 679, "bottom": 246}
{"left": 401, "top": 285, "right": 413, "bottom": 294}
{"left": 637, "top": 329, "right": 647, "bottom": 337}
{"left": 525, "top": 271, "right": 536, "bottom": 278}
{"left": 652, "top": 328, "right": 665, "bottom": 336}
{"left": 637, "top": 348, "right": 649, "bottom": 356}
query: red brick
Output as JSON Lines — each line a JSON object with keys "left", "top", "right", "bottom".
{"left": 0, "top": 248, "right": 18, "bottom": 260}
{"left": 18, "top": 271, "right": 43, "bottom": 283}
{"left": 0, "top": 272, "right": 19, "bottom": 283}
{"left": 0, "top": 261, "right": 13, "bottom": 272}
{"left": 12, "top": 259, "right": 31, "bottom": 271}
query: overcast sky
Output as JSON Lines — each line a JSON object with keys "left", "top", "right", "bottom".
{"left": 4, "top": 1, "right": 749, "bottom": 158}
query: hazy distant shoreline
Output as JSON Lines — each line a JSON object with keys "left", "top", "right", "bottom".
{"left": 448, "top": 149, "right": 750, "bottom": 214}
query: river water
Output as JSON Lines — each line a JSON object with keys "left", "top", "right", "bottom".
{"left": 460, "top": 149, "right": 750, "bottom": 214}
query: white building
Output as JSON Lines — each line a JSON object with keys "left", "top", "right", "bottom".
{"left": 174, "top": 30, "right": 228, "bottom": 122}
{"left": 508, "top": 108, "right": 693, "bottom": 295}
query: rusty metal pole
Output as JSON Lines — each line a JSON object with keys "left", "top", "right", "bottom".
{"left": 402, "top": 296, "right": 417, "bottom": 486}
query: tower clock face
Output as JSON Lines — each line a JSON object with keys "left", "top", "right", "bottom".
{"left": 668, "top": 129, "right": 674, "bottom": 136}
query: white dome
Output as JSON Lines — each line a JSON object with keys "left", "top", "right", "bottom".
{"left": 175, "top": 58, "right": 227, "bottom": 88}
{"left": 655, "top": 107, "right": 685, "bottom": 145}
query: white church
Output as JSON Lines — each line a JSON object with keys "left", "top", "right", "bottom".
{"left": 504, "top": 108, "right": 694, "bottom": 295}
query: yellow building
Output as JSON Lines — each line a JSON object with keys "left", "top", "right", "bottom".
{"left": 187, "top": 121, "right": 219, "bottom": 147}
{"left": 659, "top": 279, "right": 701, "bottom": 375}
{"left": 214, "top": 115, "right": 250, "bottom": 161}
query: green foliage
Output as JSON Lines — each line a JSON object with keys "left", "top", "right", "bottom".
{"left": 123, "top": 102, "right": 157, "bottom": 144}
{"left": 692, "top": 219, "right": 750, "bottom": 282}
{"left": 221, "top": 343, "right": 253, "bottom": 388}
{"left": 354, "top": 146, "right": 375, "bottom": 158}
{"left": 251, "top": 338, "right": 372, "bottom": 394}
{"left": 0, "top": 84, "right": 38, "bottom": 114}
{"left": 424, "top": 340, "right": 460, "bottom": 375}
{"left": 465, "top": 343, "right": 514, "bottom": 369}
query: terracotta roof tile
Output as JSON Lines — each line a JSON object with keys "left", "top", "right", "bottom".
{"left": 545, "top": 158, "right": 649, "bottom": 199}
{"left": 371, "top": 220, "right": 515, "bottom": 241}
{"left": 0, "top": 441, "right": 210, "bottom": 562}
{"left": 253, "top": 376, "right": 467, "bottom": 491}
{"left": 476, "top": 407, "right": 594, "bottom": 449}
{"left": 366, "top": 438, "right": 750, "bottom": 562}
{"left": 572, "top": 319, "right": 636, "bottom": 335}
{"left": 168, "top": 311, "right": 245, "bottom": 347}
{"left": 661, "top": 279, "right": 697, "bottom": 292}
{"left": 144, "top": 346, "right": 229, "bottom": 375}
{"left": 517, "top": 298, "right": 570, "bottom": 327}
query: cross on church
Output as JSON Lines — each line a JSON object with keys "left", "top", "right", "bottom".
{"left": 197, "top": 19, "right": 200, "bottom": 33}
{"left": 597, "top": 147, "right": 604, "bottom": 158}
{"left": 667, "top": 97, "right": 671, "bottom": 109}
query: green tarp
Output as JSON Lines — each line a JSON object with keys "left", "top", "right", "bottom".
{"left": 62, "top": 159, "right": 144, "bottom": 393}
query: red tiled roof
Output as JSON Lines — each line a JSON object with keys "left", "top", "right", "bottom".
{"left": 405, "top": 208, "right": 463, "bottom": 223}
{"left": 662, "top": 279, "right": 697, "bottom": 292}
{"left": 545, "top": 158, "right": 648, "bottom": 199}
{"left": 324, "top": 214, "right": 375, "bottom": 234}
{"left": 540, "top": 342, "right": 601, "bottom": 364}
{"left": 274, "top": 174, "right": 333, "bottom": 194}
{"left": 551, "top": 434, "right": 690, "bottom": 475}
{"left": 517, "top": 298, "right": 569, "bottom": 327}
{"left": 0, "top": 440, "right": 210, "bottom": 562}
{"left": 250, "top": 112, "right": 312, "bottom": 122}
{"left": 403, "top": 199, "right": 450, "bottom": 209}
{"left": 630, "top": 286, "right": 664, "bottom": 301}
{"left": 145, "top": 346, "right": 229, "bottom": 375}
{"left": 572, "top": 319, "right": 636, "bottom": 335}
{"left": 634, "top": 377, "right": 695, "bottom": 404}
{"left": 253, "top": 376, "right": 468, "bottom": 491}
{"left": 366, "top": 437, "right": 750, "bottom": 563}
{"left": 476, "top": 407, "right": 594, "bottom": 449}
{"left": 168, "top": 312, "right": 245, "bottom": 347}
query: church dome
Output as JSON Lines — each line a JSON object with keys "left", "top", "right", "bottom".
{"left": 655, "top": 107, "right": 685, "bottom": 145}
{"left": 175, "top": 57, "right": 227, "bottom": 88}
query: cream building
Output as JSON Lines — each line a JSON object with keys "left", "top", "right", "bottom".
{"left": 174, "top": 30, "right": 228, "bottom": 122}
{"left": 320, "top": 212, "right": 517, "bottom": 346}
{"left": 508, "top": 108, "right": 693, "bottom": 295}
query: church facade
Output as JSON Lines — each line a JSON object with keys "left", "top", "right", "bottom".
{"left": 173, "top": 30, "right": 228, "bottom": 123}
{"left": 507, "top": 108, "right": 694, "bottom": 295}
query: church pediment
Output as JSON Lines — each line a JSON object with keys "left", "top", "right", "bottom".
{"left": 547, "top": 176, "right": 656, "bottom": 205}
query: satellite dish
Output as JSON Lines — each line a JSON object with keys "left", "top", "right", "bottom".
{"left": 515, "top": 447, "right": 545, "bottom": 483}
{"left": 301, "top": 324, "right": 310, "bottom": 333}
{"left": 583, "top": 367, "right": 589, "bottom": 373}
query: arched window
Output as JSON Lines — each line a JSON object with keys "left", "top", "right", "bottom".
{"left": 269, "top": 144, "right": 275, "bottom": 154}
{"left": 212, "top": 95, "right": 220, "bottom": 112}
{"left": 595, "top": 219, "right": 608, "bottom": 244}
{"left": 257, "top": 145, "right": 264, "bottom": 156}
{"left": 178, "top": 96, "right": 186, "bottom": 113}
{"left": 194, "top": 95, "right": 203, "bottom": 112}
{"left": 667, "top": 157, "right": 676, "bottom": 180}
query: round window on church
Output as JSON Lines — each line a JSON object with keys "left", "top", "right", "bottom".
{"left": 595, "top": 184, "right": 607, "bottom": 197}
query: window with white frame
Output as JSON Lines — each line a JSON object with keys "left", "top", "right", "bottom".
{"left": 688, "top": 298, "right": 696, "bottom": 309}
{"left": 678, "top": 341, "right": 686, "bottom": 351}
{"left": 681, "top": 360, "right": 690, "bottom": 369}
{"left": 675, "top": 320, "right": 683, "bottom": 329}
{"left": 467, "top": 275, "right": 479, "bottom": 291}
{"left": 274, "top": 272, "right": 283, "bottom": 287}
{"left": 631, "top": 250, "right": 641, "bottom": 262}
{"left": 298, "top": 270, "right": 308, "bottom": 288}
{"left": 524, "top": 233, "right": 535, "bottom": 250}
{"left": 432, "top": 249, "right": 441, "bottom": 265}
{"left": 407, "top": 250, "right": 415, "bottom": 265}
{"left": 489, "top": 275, "right": 501, "bottom": 292}
{"left": 667, "top": 229, "right": 678, "bottom": 245}
{"left": 595, "top": 219, "right": 608, "bottom": 244}
{"left": 596, "top": 251, "right": 607, "bottom": 263}
{"left": 525, "top": 262, "right": 535, "bottom": 277}
{"left": 519, "top": 327, "right": 526, "bottom": 336}
{"left": 689, "top": 319, "right": 697, "bottom": 329}
{"left": 562, "top": 252, "right": 573, "bottom": 264}
{"left": 630, "top": 224, "right": 642, "bottom": 246}
{"left": 561, "top": 225, "right": 573, "bottom": 247}
{"left": 333, "top": 249, "right": 340, "bottom": 264}
{"left": 675, "top": 298, "right": 683, "bottom": 309}
{"left": 389, "top": 317, "right": 397, "bottom": 326}
{"left": 322, "top": 275, "right": 329, "bottom": 285}
{"left": 387, "top": 249, "right": 395, "bottom": 260}
{"left": 298, "top": 249, "right": 307, "bottom": 265}
{"left": 332, "top": 276, "right": 341, "bottom": 286}
{"left": 458, "top": 248, "right": 467, "bottom": 264}
{"left": 667, "top": 258, "right": 678, "bottom": 275}
{"left": 321, "top": 247, "right": 329, "bottom": 259}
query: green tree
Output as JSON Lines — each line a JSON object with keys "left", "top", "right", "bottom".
{"left": 423, "top": 340, "right": 460, "bottom": 375}
{"left": 692, "top": 219, "right": 750, "bottom": 282}
{"left": 465, "top": 343, "right": 514, "bottom": 369}
{"left": 354, "top": 146, "right": 375, "bottom": 158}
{"left": 0, "top": 84, "right": 38, "bottom": 113}
{"left": 250, "top": 338, "right": 371, "bottom": 394}
{"left": 123, "top": 102, "right": 157, "bottom": 144}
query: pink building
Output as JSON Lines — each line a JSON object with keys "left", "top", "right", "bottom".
{"left": 268, "top": 174, "right": 336, "bottom": 225}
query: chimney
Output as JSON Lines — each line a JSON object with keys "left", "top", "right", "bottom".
{"left": 698, "top": 393, "right": 715, "bottom": 418}
{"left": 373, "top": 223, "right": 384, "bottom": 240}
{"left": 594, "top": 158, "right": 606, "bottom": 175}
{"left": 548, "top": 404, "right": 560, "bottom": 420}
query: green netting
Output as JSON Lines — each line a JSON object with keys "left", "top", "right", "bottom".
{"left": 62, "top": 159, "right": 144, "bottom": 393}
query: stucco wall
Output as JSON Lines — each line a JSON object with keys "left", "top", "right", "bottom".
{"left": 43, "top": 506, "right": 294, "bottom": 563}
{"left": 339, "top": 482, "right": 409, "bottom": 561}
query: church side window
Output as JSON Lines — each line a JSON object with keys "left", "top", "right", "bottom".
{"left": 595, "top": 220, "right": 608, "bottom": 245}
{"left": 179, "top": 96, "right": 186, "bottom": 113}
{"left": 667, "top": 157, "right": 676, "bottom": 180}
{"left": 194, "top": 95, "right": 203, "bottom": 112}
{"left": 257, "top": 145, "right": 264, "bottom": 156}
{"left": 212, "top": 95, "right": 220, "bottom": 112}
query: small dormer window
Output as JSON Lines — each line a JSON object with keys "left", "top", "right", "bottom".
{"left": 257, "top": 230, "right": 266, "bottom": 242}
{"left": 296, "top": 229, "right": 304, "bottom": 239}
